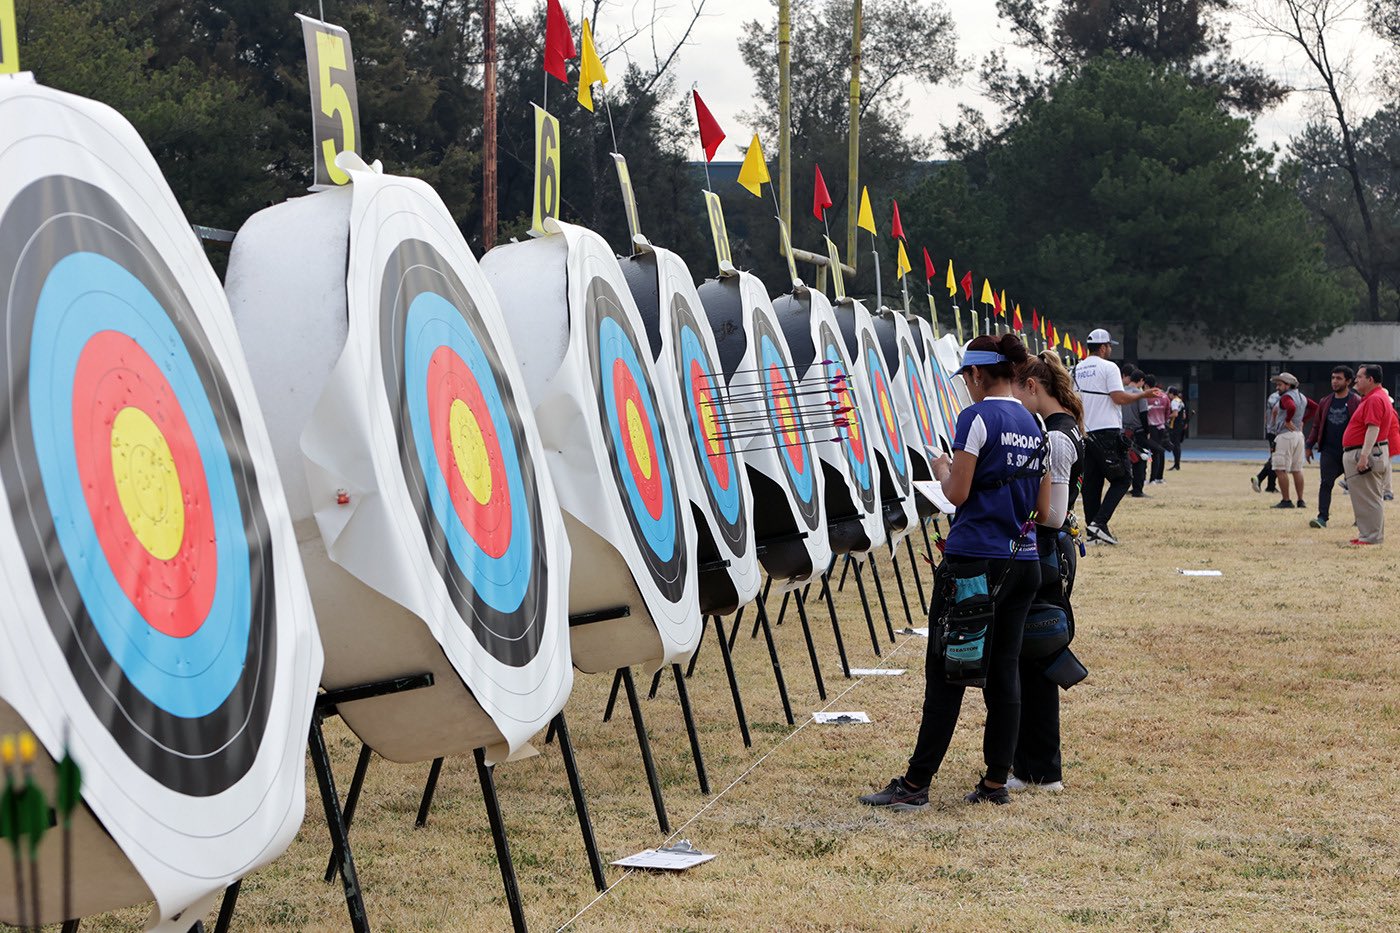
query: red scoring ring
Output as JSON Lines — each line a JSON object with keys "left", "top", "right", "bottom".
{"left": 614, "top": 359, "right": 665, "bottom": 520}
{"left": 689, "top": 360, "right": 730, "bottom": 488}
{"left": 878, "top": 377, "right": 899, "bottom": 444}
{"left": 767, "top": 365, "right": 805, "bottom": 473}
{"left": 426, "top": 345, "right": 511, "bottom": 560}
{"left": 72, "top": 330, "right": 216, "bottom": 639}
{"left": 837, "top": 383, "right": 865, "bottom": 463}
{"left": 914, "top": 386, "right": 935, "bottom": 446}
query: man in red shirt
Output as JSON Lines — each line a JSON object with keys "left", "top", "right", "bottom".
{"left": 1342, "top": 364, "right": 1393, "bottom": 545}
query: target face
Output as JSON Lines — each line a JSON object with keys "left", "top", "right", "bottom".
{"left": 904, "top": 349, "right": 938, "bottom": 456}
{"left": 0, "top": 176, "right": 277, "bottom": 796}
{"left": 379, "top": 238, "right": 550, "bottom": 667}
{"left": 863, "top": 330, "right": 910, "bottom": 494}
{"left": 587, "top": 276, "right": 688, "bottom": 603}
{"left": 928, "top": 350, "right": 962, "bottom": 440}
{"left": 755, "top": 311, "right": 820, "bottom": 532}
{"left": 671, "top": 293, "right": 747, "bottom": 555}
{"left": 820, "top": 321, "right": 875, "bottom": 512}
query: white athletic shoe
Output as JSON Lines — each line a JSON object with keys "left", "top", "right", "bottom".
{"left": 1006, "top": 776, "right": 1065, "bottom": 793}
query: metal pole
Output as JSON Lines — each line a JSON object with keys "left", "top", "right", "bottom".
{"left": 552, "top": 713, "right": 608, "bottom": 893}
{"left": 620, "top": 668, "right": 670, "bottom": 834}
{"left": 482, "top": 0, "right": 498, "bottom": 250}
{"left": 712, "top": 615, "right": 752, "bottom": 747}
{"left": 845, "top": 0, "right": 862, "bottom": 271}
{"left": 778, "top": 0, "right": 792, "bottom": 236}
{"left": 474, "top": 748, "right": 527, "bottom": 933}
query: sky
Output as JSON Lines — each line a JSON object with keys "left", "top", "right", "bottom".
{"left": 535, "top": 0, "right": 1391, "bottom": 164}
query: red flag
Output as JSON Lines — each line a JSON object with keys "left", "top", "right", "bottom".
{"left": 692, "top": 91, "right": 726, "bottom": 161}
{"left": 922, "top": 247, "right": 935, "bottom": 282}
{"left": 1049, "top": 321, "right": 1057, "bottom": 345}
{"left": 959, "top": 270, "right": 973, "bottom": 301}
{"left": 1013, "top": 305, "right": 1023, "bottom": 331}
{"left": 812, "top": 164, "right": 833, "bottom": 220}
{"left": 992, "top": 291, "right": 1003, "bottom": 317}
{"left": 891, "top": 201, "right": 906, "bottom": 241}
{"left": 543, "top": 0, "right": 577, "bottom": 82}
{"left": 1031, "top": 308, "right": 1040, "bottom": 333}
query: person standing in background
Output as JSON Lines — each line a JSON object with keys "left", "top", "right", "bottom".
{"left": 1342, "top": 364, "right": 1391, "bottom": 545}
{"left": 1268, "top": 373, "right": 1308, "bottom": 510}
{"left": 1122, "top": 369, "right": 1151, "bottom": 498}
{"left": 1253, "top": 388, "right": 1281, "bottom": 495}
{"left": 1166, "top": 387, "right": 1188, "bottom": 470}
{"left": 1144, "top": 375, "right": 1169, "bottom": 485}
{"left": 1306, "top": 366, "right": 1359, "bottom": 529}
{"left": 1073, "top": 330, "right": 1160, "bottom": 546}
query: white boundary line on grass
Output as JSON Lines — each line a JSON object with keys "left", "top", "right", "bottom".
{"left": 555, "top": 628, "right": 924, "bottom": 931}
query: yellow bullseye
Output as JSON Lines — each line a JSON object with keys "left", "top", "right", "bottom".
{"left": 625, "top": 399, "right": 653, "bottom": 479}
{"left": 698, "top": 390, "right": 722, "bottom": 455}
{"left": 450, "top": 398, "right": 493, "bottom": 505}
{"left": 776, "top": 392, "right": 798, "bottom": 443}
{"left": 110, "top": 406, "right": 184, "bottom": 561}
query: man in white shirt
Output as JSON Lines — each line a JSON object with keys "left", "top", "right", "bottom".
{"left": 1072, "top": 328, "right": 1162, "bottom": 545}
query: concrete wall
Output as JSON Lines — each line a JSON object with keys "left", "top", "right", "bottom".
{"left": 1138, "top": 322, "right": 1400, "bottom": 363}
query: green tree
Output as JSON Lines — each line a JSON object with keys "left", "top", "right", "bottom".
{"left": 904, "top": 57, "right": 1345, "bottom": 353}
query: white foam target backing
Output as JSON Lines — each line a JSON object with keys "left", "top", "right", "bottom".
{"left": 0, "top": 80, "right": 321, "bottom": 930}
{"left": 480, "top": 221, "right": 701, "bottom": 673}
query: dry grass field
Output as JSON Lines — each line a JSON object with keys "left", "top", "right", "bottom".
{"left": 92, "top": 461, "right": 1400, "bottom": 932}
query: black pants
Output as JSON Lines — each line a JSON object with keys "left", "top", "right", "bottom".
{"left": 1147, "top": 428, "right": 1167, "bottom": 482}
{"left": 1130, "top": 431, "right": 1148, "bottom": 494}
{"left": 906, "top": 557, "right": 1040, "bottom": 787}
{"left": 1256, "top": 433, "right": 1277, "bottom": 491}
{"left": 1168, "top": 425, "right": 1185, "bottom": 467}
{"left": 1015, "top": 531, "right": 1077, "bottom": 784}
{"left": 1317, "top": 449, "right": 1344, "bottom": 521}
{"left": 1081, "top": 429, "right": 1130, "bottom": 528}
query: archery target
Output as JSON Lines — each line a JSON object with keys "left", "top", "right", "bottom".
{"left": 862, "top": 328, "right": 910, "bottom": 496}
{"left": 891, "top": 318, "right": 937, "bottom": 478}
{"left": 819, "top": 319, "right": 876, "bottom": 514}
{"left": 753, "top": 310, "right": 821, "bottom": 533}
{"left": 0, "top": 82, "right": 319, "bottom": 926}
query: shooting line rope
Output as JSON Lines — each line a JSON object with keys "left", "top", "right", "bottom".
{"left": 555, "top": 601, "right": 924, "bottom": 931}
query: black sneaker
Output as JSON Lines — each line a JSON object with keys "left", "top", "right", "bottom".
{"left": 1295, "top": 499, "right": 1305, "bottom": 509}
{"left": 964, "top": 779, "right": 1011, "bottom": 805}
{"left": 860, "top": 777, "right": 929, "bottom": 811}
{"left": 1272, "top": 499, "right": 1295, "bottom": 509}
{"left": 1086, "top": 522, "right": 1119, "bottom": 545}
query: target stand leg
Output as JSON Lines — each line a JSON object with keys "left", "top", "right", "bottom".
{"left": 551, "top": 713, "right": 607, "bottom": 893}
{"left": 671, "top": 664, "right": 711, "bottom": 794}
{"left": 817, "top": 573, "right": 852, "bottom": 678}
{"left": 619, "top": 668, "right": 670, "bottom": 834}
{"left": 684, "top": 621, "right": 707, "bottom": 678}
{"left": 775, "top": 590, "right": 791, "bottom": 627}
{"left": 309, "top": 712, "right": 371, "bottom": 933}
{"left": 647, "top": 668, "right": 664, "bottom": 699}
{"left": 474, "top": 748, "right": 528, "bottom": 933}
{"left": 754, "top": 600, "right": 795, "bottom": 726}
{"left": 212, "top": 880, "right": 241, "bottom": 933}
{"left": 712, "top": 615, "right": 752, "bottom": 747}
{"left": 867, "top": 559, "right": 898, "bottom": 643}
{"left": 837, "top": 554, "right": 853, "bottom": 592}
{"left": 727, "top": 605, "right": 746, "bottom": 651}
{"left": 602, "top": 669, "right": 624, "bottom": 723}
{"left": 889, "top": 548, "right": 916, "bottom": 630}
{"left": 906, "top": 535, "right": 928, "bottom": 615}
{"left": 415, "top": 758, "right": 445, "bottom": 828}
{"left": 793, "top": 593, "right": 828, "bottom": 700}
{"left": 851, "top": 562, "right": 883, "bottom": 657}
{"left": 325, "top": 744, "right": 374, "bottom": 883}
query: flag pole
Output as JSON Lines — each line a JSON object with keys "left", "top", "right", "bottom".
{"left": 846, "top": 0, "right": 863, "bottom": 272}
{"left": 870, "top": 229, "right": 882, "bottom": 309}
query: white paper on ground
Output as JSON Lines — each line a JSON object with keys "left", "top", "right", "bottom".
{"left": 813, "top": 711, "right": 872, "bottom": 724}
{"left": 1177, "top": 569, "right": 1223, "bottom": 576}
{"left": 849, "top": 668, "right": 906, "bottom": 676}
{"left": 612, "top": 842, "right": 716, "bottom": 870}
{"left": 899, "top": 626, "right": 931, "bottom": 638}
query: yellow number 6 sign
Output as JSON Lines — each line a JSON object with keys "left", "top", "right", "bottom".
{"left": 0, "top": 0, "right": 19, "bottom": 76}
{"left": 531, "top": 104, "right": 561, "bottom": 236}
{"left": 297, "top": 14, "right": 361, "bottom": 187}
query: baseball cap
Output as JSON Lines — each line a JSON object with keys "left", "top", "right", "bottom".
{"left": 1272, "top": 372, "right": 1298, "bottom": 387}
{"left": 1087, "top": 328, "right": 1118, "bottom": 345}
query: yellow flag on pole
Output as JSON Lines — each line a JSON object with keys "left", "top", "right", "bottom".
{"left": 577, "top": 19, "right": 608, "bottom": 111}
{"left": 1063, "top": 331, "right": 1073, "bottom": 351}
{"left": 856, "top": 186, "right": 876, "bottom": 234}
{"left": 980, "top": 279, "right": 993, "bottom": 305}
{"left": 946, "top": 260, "right": 956, "bottom": 297}
{"left": 736, "top": 134, "right": 770, "bottom": 197}
{"left": 896, "top": 240, "right": 912, "bottom": 279}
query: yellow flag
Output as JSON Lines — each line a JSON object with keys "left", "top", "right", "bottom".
{"left": 736, "top": 134, "right": 770, "bottom": 197}
{"left": 946, "top": 260, "right": 956, "bottom": 297}
{"left": 856, "top": 186, "right": 876, "bottom": 235}
{"left": 1063, "top": 332, "right": 1073, "bottom": 351}
{"left": 980, "top": 279, "right": 993, "bottom": 305}
{"left": 577, "top": 19, "right": 608, "bottom": 112}
{"left": 896, "top": 240, "right": 912, "bottom": 279}
{"left": 999, "top": 289, "right": 1008, "bottom": 318}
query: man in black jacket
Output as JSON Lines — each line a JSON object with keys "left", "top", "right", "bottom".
{"left": 1306, "top": 365, "right": 1361, "bottom": 528}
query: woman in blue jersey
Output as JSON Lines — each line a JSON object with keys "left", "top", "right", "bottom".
{"left": 861, "top": 333, "right": 1050, "bottom": 808}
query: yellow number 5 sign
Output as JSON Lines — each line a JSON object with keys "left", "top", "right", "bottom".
{"left": 297, "top": 14, "right": 361, "bottom": 187}
{"left": 0, "top": 0, "right": 20, "bottom": 76}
